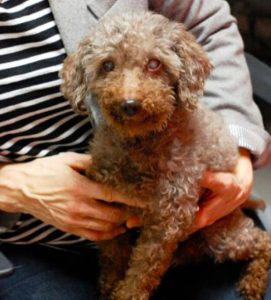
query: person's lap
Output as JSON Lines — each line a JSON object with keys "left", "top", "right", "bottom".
{"left": 155, "top": 209, "right": 271, "bottom": 300}
{"left": 0, "top": 243, "right": 100, "bottom": 300}
{"left": 155, "top": 260, "right": 271, "bottom": 300}
{"left": 1, "top": 213, "right": 271, "bottom": 300}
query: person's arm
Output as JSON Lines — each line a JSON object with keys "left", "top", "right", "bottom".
{"left": 0, "top": 153, "right": 144, "bottom": 240}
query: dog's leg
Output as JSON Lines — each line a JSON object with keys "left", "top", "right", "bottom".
{"left": 111, "top": 200, "right": 197, "bottom": 300}
{"left": 238, "top": 228, "right": 271, "bottom": 300}
{"left": 111, "top": 229, "right": 179, "bottom": 300}
{"left": 98, "top": 234, "right": 132, "bottom": 300}
{"left": 172, "top": 232, "right": 209, "bottom": 266}
{"left": 202, "top": 209, "right": 271, "bottom": 300}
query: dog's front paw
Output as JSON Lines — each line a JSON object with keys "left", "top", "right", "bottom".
{"left": 111, "top": 280, "right": 149, "bottom": 300}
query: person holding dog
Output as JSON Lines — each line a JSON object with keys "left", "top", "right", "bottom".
{"left": 0, "top": 0, "right": 270, "bottom": 299}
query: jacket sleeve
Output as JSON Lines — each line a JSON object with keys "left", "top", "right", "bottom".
{"left": 149, "top": 0, "right": 271, "bottom": 168}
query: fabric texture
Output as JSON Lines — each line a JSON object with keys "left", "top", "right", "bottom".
{"left": 0, "top": 0, "right": 92, "bottom": 163}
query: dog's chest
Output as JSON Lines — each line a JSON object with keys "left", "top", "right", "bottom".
{"left": 91, "top": 131, "right": 202, "bottom": 205}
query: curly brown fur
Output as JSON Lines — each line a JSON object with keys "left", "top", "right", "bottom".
{"left": 61, "top": 12, "right": 271, "bottom": 300}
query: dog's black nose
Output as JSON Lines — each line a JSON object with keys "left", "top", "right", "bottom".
{"left": 121, "top": 99, "right": 141, "bottom": 117}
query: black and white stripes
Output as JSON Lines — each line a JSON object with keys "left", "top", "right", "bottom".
{"left": 0, "top": 214, "right": 89, "bottom": 245}
{"left": 0, "top": 0, "right": 93, "bottom": 245}
{"left": 0, "top": 0, "right": 93, "bottom": 163}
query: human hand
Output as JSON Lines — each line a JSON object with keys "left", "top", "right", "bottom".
{"left": 192, "top": 148, "right": 253, "bottom": 231}
{"left": 0, "top": 152, "right": 144, "bottom": 241}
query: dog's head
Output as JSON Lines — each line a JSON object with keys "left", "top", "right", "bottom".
{"left": 61, "top": 12, "right": 212, "bottom": 137}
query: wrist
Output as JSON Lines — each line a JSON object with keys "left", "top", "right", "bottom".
{"left": 0, "top": 164, "right": 26, "bottom": 213}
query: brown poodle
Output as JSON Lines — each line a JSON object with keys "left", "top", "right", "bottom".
{"left": 61, "top": 12, "right": 271, "bottom": 300}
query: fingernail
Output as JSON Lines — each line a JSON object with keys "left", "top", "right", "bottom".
{"left": 126, "top": 216, "right": 141, "bottom": 228}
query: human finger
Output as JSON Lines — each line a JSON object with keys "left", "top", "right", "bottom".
{"left": 55, "top": 152, "right": 145, "bottom": 208}
{"left": 193, "top": 195, "right": 224, "bottom": 230}
{"left": 193, "top": 192, "right": 245, "bottom": 231}
{"left": 126, "top": 215, "right": 142, "bottom": 228}
{"left": 201, "top": 171, "right": 240, "bottom": 195}
{"left": 74, "top": 226, "right": 126, "bottom": 241}
{"left": 63, "top": 214, "right": 121, "bottom": 232}
{"left": 67, "top": 199, "right": 128, "bottom": 224}
{"left": 234, "top": 150, "right": 253, "bottom": 190}
{"left": 56, "top": 152, "right": 92, "bottom": 172}
{"left": 81, "top": 179, "right": 146, "bottom": 208}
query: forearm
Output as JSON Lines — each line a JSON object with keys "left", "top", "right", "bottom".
{"left": 150, "top": 0, "right": 271, "bottom": 167}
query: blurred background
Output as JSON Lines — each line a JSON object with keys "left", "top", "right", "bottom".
{"left": 226, "top": 0, "right": 271, "bottom": 228}
{"left": 228, "top": 0, "right": 271, "bottom": 65}
{"left": 227, "top": 0, "right": 271, "bottom": 132}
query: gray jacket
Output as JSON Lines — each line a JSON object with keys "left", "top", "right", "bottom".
{"left": 50, "top": 0, "right": 271, "bottom": 167}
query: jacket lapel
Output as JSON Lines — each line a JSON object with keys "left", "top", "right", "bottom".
{"left": 101, "top": 0, "right": 148, "bottom": 19}
{"left": 49, "top": 0, "right": 148, "bottom": 53}
{"left": 85, "top": 0, "right": 116, "bottom": 19}
{"left": 49, "top": 0, "right": 96, "bottom": 53}
{"left": 84, "top": 0, "right": 148, "bottom": 20}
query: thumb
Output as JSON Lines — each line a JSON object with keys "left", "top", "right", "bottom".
{"left": 191, "top": 195, "right": 224, "bottom": 233}
{"left": 56, "top": 152, "right": 91, "bottom": 172}
{"left": 201, "top": 171, "right": 234, "bottom": 194}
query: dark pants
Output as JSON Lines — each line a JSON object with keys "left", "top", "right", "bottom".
{"left": 0, "top": 244, "right": 99, "bottom": 300}
{"left": 1, "top": 211, "right": 271, "bottom": 300}
{"left": 1, "top": 244, "right": 271, "bottom": 300}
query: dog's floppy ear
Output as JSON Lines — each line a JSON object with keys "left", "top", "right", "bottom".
{"left": 171, "top": 24, "right": 212, "bottom": 111}
{"left": 60, "top": 38, "right": 91, "bottom": 115}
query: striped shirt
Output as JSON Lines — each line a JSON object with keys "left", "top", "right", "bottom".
{"left": 0, "top": 0, "right": 93, "bottom": 245}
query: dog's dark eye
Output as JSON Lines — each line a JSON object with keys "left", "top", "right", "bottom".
{"left": 147, "top": 59, "right": 161, "bottom": 72}
{"left": 103, "top": 61, "right": 115, "bottom": 72}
